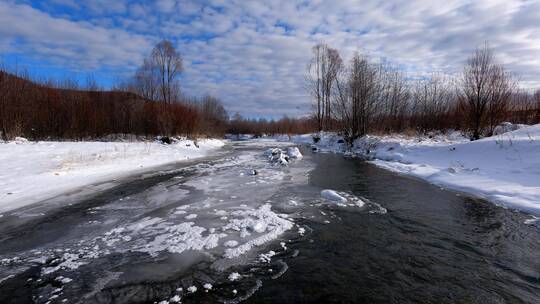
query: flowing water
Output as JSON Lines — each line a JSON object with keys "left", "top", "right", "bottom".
{"left": 0, "top": 141, "right": 538, "bottom": 304}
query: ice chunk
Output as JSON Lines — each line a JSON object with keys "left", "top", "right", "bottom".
{"left": 321, "top": 189, "right": 347, "bottom": 203}
{"left": 184, "top": 214, "right": 197, "bottom": 220}
{"left": 228, "top": 272, "right": 241, "bottom": 281}
{"left": 286, "top": 147, "right": 303, "bottom": 159}
{"left": 203, "top": 283, "right": 212, "bottom": 290}
{"left": 259, "top": 250, "right": 276, "bottom": 263}
{"left": 251, "top": 220, "right": 267, "bottom": 233}
{"left": 224, "top": 240, "right": 239, "bottom": 247}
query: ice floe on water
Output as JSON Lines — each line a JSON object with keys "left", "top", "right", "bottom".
{"left": 228, "top": 272, "right": 241, "bottom": 281}
{"left": 317, "top": 189, "right": 387, "bottom": 214}
{"left": 321, "top": 189, "right": 348, "bottom": 203}
{"left": 222, "top": 204, "right": 294, "bottom": 259}
{"left": 286, "top": 147, "right": 303, "bottom": 159}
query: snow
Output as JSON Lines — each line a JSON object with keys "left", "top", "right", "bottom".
{"left": 222, "top": 204, "right": 294, "bottom": 259}
{"left": 258, "top": 250, "right": 276, "bottom": 263}
{"left": 286, "top": 147, "right": 303, "bottom": 159}
{"left": 184, "top": 214, "right": 197, "bottom": 220}
{"left": 228, "top": 272, "right": 241, "bottom": 281}
{"left": 0, "top": 138, "right": 224, "bottom": 213}
{"left": 203, "top": 283, "right": 213, "bottom": 290}
{"left": 321, "top": 190, "right": 347, "bottom": 203}
{"left": 55, "top": 276, "right": 73, "bottom": 284}
{"left": 493, "top": 122, "right": 526, "bottom": 135}
{"left": 301, "top": 124, "right": 540, "bottom": 216}
{"left": 224, "top": 240, "right": 239, "bottom": 247}
{"left": 263, "top": 146, "right": 303, "bottom": 165}
{"left": 1, "top": 140, "right": 363, "bottom": 296}
{"left": 187, "top": 286, "right": 197, "bottom": 293}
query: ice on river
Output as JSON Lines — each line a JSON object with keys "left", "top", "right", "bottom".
{"left": 321, "top": 190, "right": 348, "bottom": 203}
{"left": 0, "top": 142, "right": 316, "bottom": 299}
{"left": 0, "top": 141, "right": 386, "bottom": 302}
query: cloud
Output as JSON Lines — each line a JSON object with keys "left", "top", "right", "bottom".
{"left": 1, "top": 0, "right": 540, "bottom": 117}
{"left": 0, "top": 1, "right": 152, "bottom": 70}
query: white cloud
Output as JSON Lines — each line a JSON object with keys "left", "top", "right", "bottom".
{"left": 0, "top": 2, "right": 152, "bottom": 70}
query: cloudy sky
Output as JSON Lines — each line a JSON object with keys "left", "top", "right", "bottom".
{"left": 1, "top": 0, "right": 539, "bottom": 117}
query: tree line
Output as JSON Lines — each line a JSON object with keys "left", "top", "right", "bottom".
{"left": 0, "top": 40, "right": 229, "bottom": 140}
{"left": 227, "top": 113, "right": 316, "bottom": 137}
{"left": 306, "top": 43, "right": 540, "bottom": 142}
{"left": 2, "top": 40, "right": 539, "bottom": 141}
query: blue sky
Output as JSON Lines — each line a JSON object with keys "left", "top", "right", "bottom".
{"left": 1, "top": 0, "right": 540, "bottom": 118}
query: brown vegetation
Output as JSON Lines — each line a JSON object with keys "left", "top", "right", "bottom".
{"left": 0, "top": 70, "right": 200, "bottom": 140}
{"left": 306, "top": 42, "right": 539, "bottom": 142}
{"left": 0, "top": 40, "right": 229, "bottom": 141}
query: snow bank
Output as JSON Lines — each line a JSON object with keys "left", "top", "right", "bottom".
{"left": 300, "top": 125, "right": 540, "bottom": 216}
{"left": 493, "top": 122, "right": 527, "bottom": 135}
{"left": 0, "top": 139, "right": 225, "bottom": 213}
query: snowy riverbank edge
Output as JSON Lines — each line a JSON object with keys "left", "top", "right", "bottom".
{"left": 286, "top": 125, "right": 540, "bottom": 218}
{"left": 0, "top": 138, "right": 225, "bottom": 213}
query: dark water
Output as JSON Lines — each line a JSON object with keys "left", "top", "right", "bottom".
{"left": 0, "top": 144, "right": 539, "bottom": 304}
{"left": 248, "top": 151, "right": 540, "bottom": 304}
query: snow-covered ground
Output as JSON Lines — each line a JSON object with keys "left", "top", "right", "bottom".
{"left": 291, "top": 124, "right": 540, "bottom": 217}
{"left": 0, "top": 138, "right": 225, "bottom": 213}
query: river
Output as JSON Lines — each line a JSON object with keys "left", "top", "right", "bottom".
{"left": 0, "top": 140, "right": 538, "bottom": 303}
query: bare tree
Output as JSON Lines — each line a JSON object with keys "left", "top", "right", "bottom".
{"left": 334, "top": 53, "right": 381, "bottom": 143}
{"left": 381, "top": 69, "right": 410, "bottom": 132}
{"left": 133, "top": 58, "right": 160, "bottom": 100}
{"left": 197, "top": 95, "right": 229, "bottom": 136}
{"left": 459, "top": 43, "right": 516, "bottom": 140}
{"left": 151, "top": 40, "right": 183, "bottom": 103}
{"left": 349, "top": 53, "right": 381, "bottom": 139}
{"left": 129, "top": 40, "right": 183, "bottom": 103}
{"left": 0, "top": 68, "right": 9, "bottom": 140}
{"left": 535, "top": 89, "right": 540, "bottom": 123}
{"left": 412, "top": 73, "right": 454, "bottom": 133}
{"left": 306, "top": 43, "right": 342, "bottom": 131}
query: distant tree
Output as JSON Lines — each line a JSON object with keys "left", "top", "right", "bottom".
{"left": 133, "top": 58, "right": 160, "bottom": 100}
{"left": 132, "top": 40, "right": 183, "bottom": 103}
{"left": 459, "top": 43, "right": 515, "bottom": 140}
{"left": 380, "top": 69, "right": 410, "bottom": 132}
{"left": 152, "top": 40, "right": 183, "bottom": 103}
{"left": 0, "top": 69, "right": 9, "bottom": 140}
{"left": 535, "top": 89, "right": 540, "bottom": 123}
{"left": 85, "top": 74, "right": 100, "bottom": 91}
{"left": 412, "top": 74, "right": 454, "bottom": 133}
{"left": 334, "top": 53, "right": 381, "bottom": 142}
{"left": 306, "top": 43, "right": 342, "bottom": 131}
{"left": 197, "top": 95, "right": 228, "bottom": 136}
